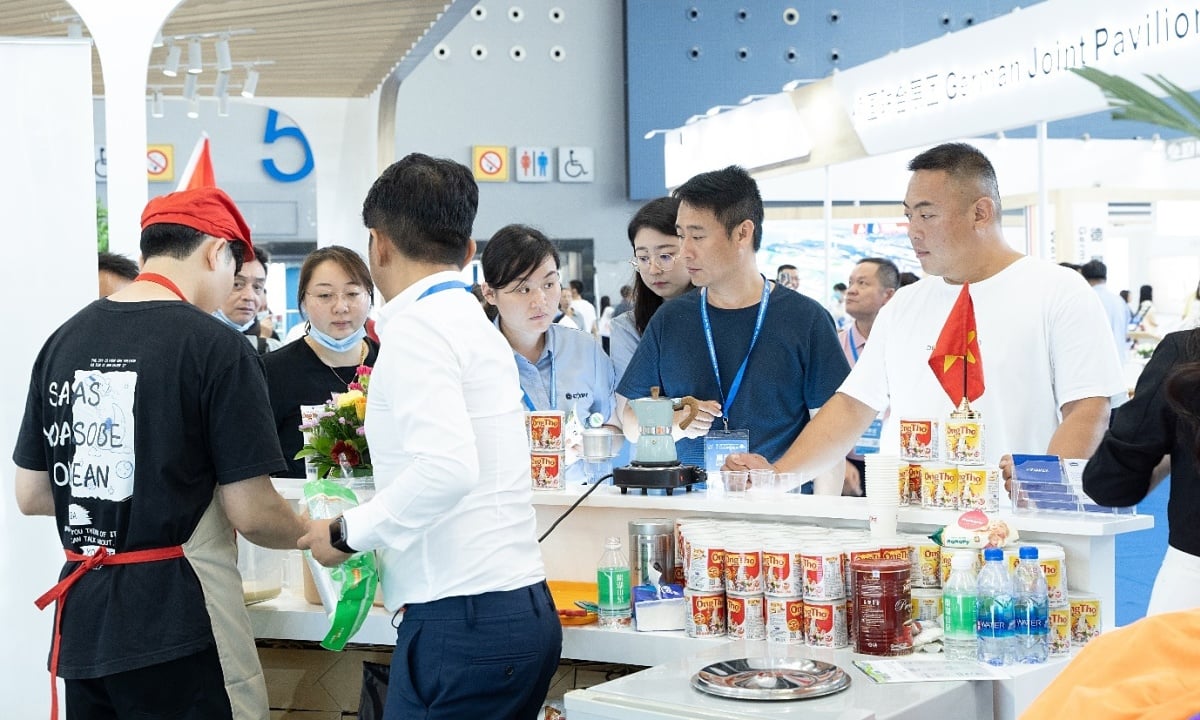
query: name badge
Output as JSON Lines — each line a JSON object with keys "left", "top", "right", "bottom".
{"left": 853, "top": 417, "right": 883, "bottom": 456}
{"left": 704, "top": 429, "right": 750, "bottom": 478}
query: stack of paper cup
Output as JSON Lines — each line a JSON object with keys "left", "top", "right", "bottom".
{"left": 863, "top": 454, "right": 901, "bottom": 538}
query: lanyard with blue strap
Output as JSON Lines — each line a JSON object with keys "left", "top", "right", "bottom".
{"left": 848, "top": 324, "right": 860, "bottom": 362}
{"left": 700, "top": 276, "right": 771, "bottom": 432}
{"left": 521, "top": 338, "right": 557, "bottom": 411}
{"left": 417, "top": 280, "right": 472, "bottom": 300}
{"left": 845, "top": 322, "right": 883, "bottom": 455}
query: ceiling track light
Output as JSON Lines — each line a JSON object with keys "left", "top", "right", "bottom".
{"left": 152, "top": 30, "right": 164, "bottom": 48}
{"left": 187, "top": 96, "right": 200, "bottom": 119}
{"left": 162, "top": 42, "right": 181, "bottom": 77}
{"left": 213, "top": 71, "right": 230, "bottom": 98}
{"left": 187, "top": 37, "right": 203, "bottom": 74}
{"left": 215, "top": 36, "right": 232, "bottom": 73}
{"left": 217, "top": 94, "right": 230, "bottom": 117}
{"left": 183, "top": 73, "right": 198, "bottom": 100}
{"left": 150, "top": 90, "right": 164, "bottom": 118}
{"left": 241, "top": 68, "right": 259, "bottom": 98}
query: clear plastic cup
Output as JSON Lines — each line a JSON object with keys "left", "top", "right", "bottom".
{"left": 721, "top": 470, "right": 749, "bottom": 498}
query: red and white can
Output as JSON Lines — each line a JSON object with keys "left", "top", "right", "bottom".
{"left": 529, "top": 452, "right": 564, "bottom": 491}
{"left": 726, "top": 593, "right": 765, "bottom": 640}
{"left": 804, "top": 598, "right": 849, "bottom": 648}
{"left": 684, "top": 588, "right": 726, "bottom": 638}
{"left": 723, "top": 539, "right": 763, "bottom": 595}
{"left": 801, "top": 543, "right": 844, "bottom": 601}
{"left": 765, "top": 596, "right": 805, "bottom": 644}
{"left": 762, "top": 539, "right": 803, "bottom": 597}
{"left": 527, "top": 410, "right": 564, "bottom": 452}
{"left": 899, "top": 419, "right": 939, "bottom": 462}
{"left": 685, "top": 535, "right": 725, "bottom": 592}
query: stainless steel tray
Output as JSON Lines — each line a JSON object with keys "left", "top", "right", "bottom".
{"left": 690, "top": 657, "right": 852, "bottom": 701}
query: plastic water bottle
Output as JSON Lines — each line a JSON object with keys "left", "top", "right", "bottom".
{"left": 976, "top": 547, "right": 1015, "bottom": 665}
{"left": 942, "top": 550, "right": 979, "bottom": 662}
{"left": 597, "top": 536, "right": 632, "bottom": 629}
{"left": 1013, "top": 546, "right": 1050, "bottom": 663}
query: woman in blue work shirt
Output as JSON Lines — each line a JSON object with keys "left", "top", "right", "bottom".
{"left": 481, "top": 224, "right": 622, "bottom": 480}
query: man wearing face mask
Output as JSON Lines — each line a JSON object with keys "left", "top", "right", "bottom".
{"left": 214, "top": 246, "right": 281, "bottom": 354}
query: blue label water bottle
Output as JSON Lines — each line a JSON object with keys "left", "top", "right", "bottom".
{"left": 976, "top": 547, "right": 1015, "bottom": 665}
{"left": 1013, "top": 546, "right": 1049, "bottom": 663}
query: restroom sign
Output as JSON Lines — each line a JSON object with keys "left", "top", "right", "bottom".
{"left": 515, "top": 147, "right": 552, "bottom": 182}
{"left": 472, "top": 145, "right": 509, "bottom": 182}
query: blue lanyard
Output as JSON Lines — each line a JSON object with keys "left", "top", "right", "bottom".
{"left": 700, "top": 277, "right": 770, "bottom": 429}
{"left": 418, "top": 280, "right": 471, "bottom": 300}
{"left": 848, "top": 325, "right": 860, "bottom": 362}
{"left": 521, "top": 346, "right": 557, "bottom": 411}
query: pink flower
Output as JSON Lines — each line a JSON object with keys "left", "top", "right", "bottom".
{"left": 347, "top": 381, "right": 363, "bottom": 391}
{"left": 356, "top": 426, "right": 366, "bottom": 436}
{"left": 356, "top": 365, "right": 372, "bottom": 376}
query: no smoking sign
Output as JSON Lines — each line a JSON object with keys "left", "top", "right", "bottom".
{"left": 472, "top": 145, "right": 509, "bottom": 182}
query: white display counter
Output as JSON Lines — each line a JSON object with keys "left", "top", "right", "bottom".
{"left": 564, "top": 640, "right": 996, "bottom": 720}
{"left": 249, "top": 480, "right": 1152, "bottom": 720}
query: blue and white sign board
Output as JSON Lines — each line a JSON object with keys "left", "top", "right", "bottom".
{"left": 515, "top": 147, "right": 552, "bottom": 182}
{"left": 557, "top": 146, "right": 594, "bottom": 183}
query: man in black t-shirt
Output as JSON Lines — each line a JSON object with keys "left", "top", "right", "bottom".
{"left": 13, "top": 187, "right": 308, "bottom": 720}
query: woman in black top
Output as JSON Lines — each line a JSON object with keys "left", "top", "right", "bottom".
{"left": 262, "top": 246, "right": 379, "bottom": 477}
{"left": 1083, "top": 329, "right": 1200, "bottom": 615}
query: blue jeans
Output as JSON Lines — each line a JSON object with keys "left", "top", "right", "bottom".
{"left": 385, "top": 581, "right": 563, "bottom": 720}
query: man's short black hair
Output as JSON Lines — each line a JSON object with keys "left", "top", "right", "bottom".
{"left": 672, "top": 165, "right": 765, "bottom": 250}
{"left": 833, "top": 282, "right": 847, "bottom": 292}
{"left": 141, "top": 222, "right": 244, "bottom": 272}
{"left": 253, "top": 245, "right": 270, "bottom": 270}
{"left": 362, "top": 153, "right": 479, "bottom": 266}
{"left": 1080, "top": 259, "right": 1107, "bottom": 281}
{"left": 908, "top": 142, "right": 1003, "bottom": 217}
{"left": 98, "top": 251, "right": 139, "bottom": 281}
{"left": 777, "top": 264, "right": 797, "bottom": 274}
{"left": 569, "top": 279, "right": 585, "bottom": 295}
{"left": 857, "top": 257, "right": 901, "bottom": 291}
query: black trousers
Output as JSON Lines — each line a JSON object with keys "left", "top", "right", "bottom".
{"left": 64, "top": 644, "right": 233, "bottom": 720}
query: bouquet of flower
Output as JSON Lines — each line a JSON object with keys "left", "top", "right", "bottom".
{"left": 296, "top": 365, "right": 373, "bottom": 479}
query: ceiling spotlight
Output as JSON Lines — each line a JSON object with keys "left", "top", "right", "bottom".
{"left": 162, "top": 42, "right": 181, "bottom": 77}
{"left": 215, "top": 35, "right": 232, "bottom": 73}
{"left": 217, "top": 94, "right": 230, "bottom": 117}
{"left": 213, "top": 71, "right": 230, "bottom": 98}
{"left": 187, "top": 37, "right": 203, "bottom": 74}
{"left": 183, "top": 73, "right": 197, "bottom": 100}
{"left": 150, "top": 90, "right": 164, "bottom": 118}
{"left": 152, "top": 30, "right": 164, "bottom": 48}
{"left": 241, "top": 68, "right": 259, "bottom": 98}
{"left": 187, "top": 96, "right": 200, "bottom": 119}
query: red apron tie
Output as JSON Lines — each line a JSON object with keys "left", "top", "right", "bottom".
{"left": 35, "top": 545, "right": 186, "bottom": 720}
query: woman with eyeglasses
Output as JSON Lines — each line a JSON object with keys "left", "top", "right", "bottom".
{"left": 481, "top": 224, "right": 622, "bottom": 479}
{"left": 609, "top": 197, "right": 695, "bottom": 378}
{"left": 262, "top": 246, "right": 380, "bottom": 477}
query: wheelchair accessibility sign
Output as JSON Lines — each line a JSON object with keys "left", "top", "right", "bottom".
{"left": 557, "top": 146, "right": 593, "bottom": 183}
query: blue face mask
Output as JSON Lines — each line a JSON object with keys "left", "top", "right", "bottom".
{"left": 309, "top": 323, "right": 366, "bottom": 353}
{"left": 214, "top": 308, "right": 255, "bottom": 332}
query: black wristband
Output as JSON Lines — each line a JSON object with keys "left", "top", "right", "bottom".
{"left": 329, "top": 515, "right": 356, "bottom": 554}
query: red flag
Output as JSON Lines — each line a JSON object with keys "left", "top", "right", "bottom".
{"left": 177, "top": 134, "right": 216, "bottom": 191}
{"left": 928, "top": 283, "right": 985, "bottom": 403}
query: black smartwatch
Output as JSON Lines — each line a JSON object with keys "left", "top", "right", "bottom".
{"left": 329, "top": 516, "right": 356, "bottom": 554}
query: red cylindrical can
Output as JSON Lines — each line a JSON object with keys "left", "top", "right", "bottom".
{"left": 851, "top": 558, "right": 913, "bottom": 656}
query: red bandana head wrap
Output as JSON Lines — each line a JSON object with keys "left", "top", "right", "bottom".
{"left": 140, "top": 187, "right": 253, "bottom": 258}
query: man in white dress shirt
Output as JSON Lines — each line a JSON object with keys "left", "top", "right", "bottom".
{"left": 299, "top": 153, "right": 561, "bottom": 719}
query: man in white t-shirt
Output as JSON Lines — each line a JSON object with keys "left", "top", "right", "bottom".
{"left": 727, "top": 143, "right": 1125, "bottom": 490}
{"left": 567, "top": 279, "right": 597, "bottom": 334}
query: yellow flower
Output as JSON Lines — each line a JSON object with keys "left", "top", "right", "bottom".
{"left": 337, "top": 389, "right": 365, "bottom": 409}
{"left": 354, "top": 396, "right": 367, "bottom": 422}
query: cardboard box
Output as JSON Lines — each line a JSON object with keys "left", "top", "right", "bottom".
{"left": 259, "top": 643, "right": 393, "bottom": 714}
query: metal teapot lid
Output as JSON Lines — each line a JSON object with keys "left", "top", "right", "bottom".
{"left": 629, "top": 518, "right": 673, "bottom": 534}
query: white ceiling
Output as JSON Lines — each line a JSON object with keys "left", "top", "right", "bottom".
{"left": 1, "top": 0, "right": 463, "bottom": 98}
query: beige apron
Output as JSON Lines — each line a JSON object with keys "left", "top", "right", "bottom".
{"left": 184, "top": 490, "right": 270, "bottom": 720}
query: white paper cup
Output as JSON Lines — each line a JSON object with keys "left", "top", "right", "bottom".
{"left": 867, "top": 501, "right": 899, "bottom": 538}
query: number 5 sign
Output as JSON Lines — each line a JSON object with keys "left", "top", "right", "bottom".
{"left": 261, "top": 109, "right": 314, "bottom": 183}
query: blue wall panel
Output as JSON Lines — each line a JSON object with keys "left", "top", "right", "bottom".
{"left": 625, "top": 0, "right": 1173, "bottom": 199}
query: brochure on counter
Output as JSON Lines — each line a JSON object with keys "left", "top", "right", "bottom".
{"left": 853, "top": 658, "right": 1009, "bottom": 683}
